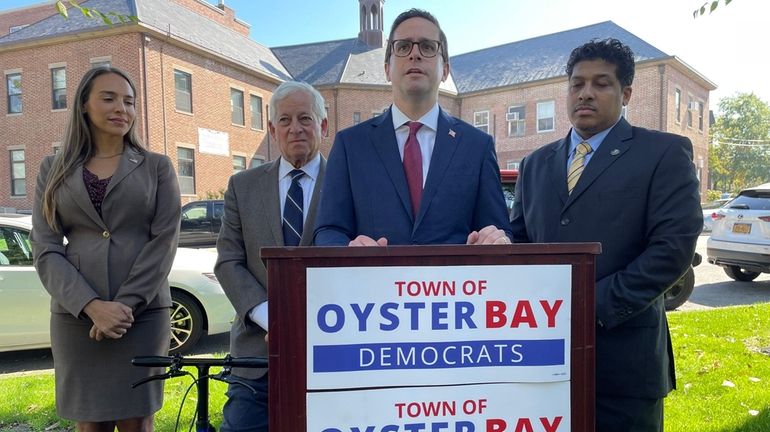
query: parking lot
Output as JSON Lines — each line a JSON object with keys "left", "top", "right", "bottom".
{"left": 2, "top": 234, "right": 769, "bottom": 375}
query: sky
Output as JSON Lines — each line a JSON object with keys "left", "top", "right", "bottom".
{"left": 3, "top": 0, "right": 767, "bottom": 111}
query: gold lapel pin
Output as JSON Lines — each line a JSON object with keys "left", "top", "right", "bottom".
{"left": 448, "top": 129, "right": 456, "bottom": 138}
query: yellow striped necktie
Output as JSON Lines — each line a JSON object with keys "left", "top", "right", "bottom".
{"left": 567, "top": 142, "right": 592, "bottom": 194}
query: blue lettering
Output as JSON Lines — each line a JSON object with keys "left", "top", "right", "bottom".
{"left": 317, "top": 304, "right": 344, "bottom": 333}
{"left": 351, "top": 303, "right": 375, "bottom": 331}
{"left": 403, "top": 302, "right": 426, "bottom": 330}
{"left": 432, "top": 302, "right": 449, "bottom": 330}
{"left": 380, "top": 302, "right": 399, "bottom": 331}
{"left": 455, "top": 302, "right": 477, "bottom": 329}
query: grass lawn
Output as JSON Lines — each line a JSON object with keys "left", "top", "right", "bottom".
{"left": 1, "top": 303, "right": 768, "bottom": 431}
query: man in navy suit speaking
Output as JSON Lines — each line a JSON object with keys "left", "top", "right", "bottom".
{"left": 511, "top": 39, "right": 702, "bottom": 431}
{"left": 314, "top": 8, "right": 511, "bottom": 247}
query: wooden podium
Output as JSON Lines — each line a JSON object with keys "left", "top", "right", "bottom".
{"left": 262, "top": 243, "right": 600, "bottom": 431}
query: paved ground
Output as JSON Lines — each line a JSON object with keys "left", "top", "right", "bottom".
{"left": 2, "top": 234, "right": 768, "bottom": 375}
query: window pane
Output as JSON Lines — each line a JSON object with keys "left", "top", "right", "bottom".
{"left": 7, "top": 74, "right": 22, "bottom": 114}
{"left": 231, "top": 89, "right": 244, "bottom": 125}
{"left": 233, "top": 155, "right": 246, "bottom": 173}
{"left": 174, "top": 70, "right": 192, "bottom": 113}
{"left": 250, "top": 95, "right": 263, "bottom": 129}
{"left": 537, "top": 101, "right": 555, "bottom": 132}
{"left": 52, "top": 67, "right": 67, "bottom": 109}
{"left": 11, "top": 150, "right": 24, "bottom": 162}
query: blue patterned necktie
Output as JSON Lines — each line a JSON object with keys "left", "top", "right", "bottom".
{"left": 282, "top": 169, "right": 304, "bottom": 246}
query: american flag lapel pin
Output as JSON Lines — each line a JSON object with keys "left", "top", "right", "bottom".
{"left": 448, "top": 129, "right": 456, "bottom": 138}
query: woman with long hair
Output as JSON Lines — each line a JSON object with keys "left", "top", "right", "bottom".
{"left": 31, "top": 67, "right": 181, "bottom": 431}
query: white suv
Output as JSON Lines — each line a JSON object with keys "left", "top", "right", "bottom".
{"left": 707, "top": 183, "right": 770, "bottom": 281}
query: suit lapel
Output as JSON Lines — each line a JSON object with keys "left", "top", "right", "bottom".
{"left": 566, "top": 119, "right": 634, "bottom": 206}
{"left": 258, "top": 160, "right": 283, "bottom": 245}
{"left": 63, "top": 163, "right": 107, "bottom": 229}
{"left": 300, "top": 157, "right": 326, "bottom": 246}
{"left": 371, "top": 109, "right": 413, "bottom": 219}
{"left": 104, "top": 148, "right": 143, "bottom": 199}
{"left": 546, "top": 135, "right": 570, "bottom": 206}
{"left": 416, "top": 109, "right": 459, "bottom": 228}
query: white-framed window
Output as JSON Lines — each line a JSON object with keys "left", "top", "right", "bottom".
{"left": 231, "top": 88, "right": 244, "bottom": 126}
{"left": 536, "top": 101, "right": 555, "bottom": 132}
{"left": 250, "top": 94, "right": 263, "bottom": 130}
{"left": 6, "top": 73, "right": 22, "bottom": 114}
{"left": 353, "top": 111, "right": 361, "bottom": 125}
{"left": 90, "top": 56, "right": 111, "bottom": 69}
{"left": 174, "top": 70, "right": 192, "bottom": 113}
{"left": 473, "top": 110, "right": 489, "bottom": 134}
{"left": 674, "top": 89, "right": 682, "bottom": 123}
{"left": 686, "top": 97, "right": 696, "bottom": 128}
{"left": 177, "top": 147, "right": 195, "bottom": 195}
{"left": 506, "top": 105, "right": 525, "bottom": 137}
{"left": 250, "top": 156, "right": 265, "bottom": 168}
{"left": 9, "top": 149, "right": 25, "bottom": 196}
{"left": 233, "top": 155, "right": 247, "bottom": 174}
{"left": 51, "top": 67, "right": 66, "bottom": 110}
{"left": 506, "top": 160, "right": 520, "bottom": 170}
{"left": 698, "top": 101, "right": 704, "bottom": 131}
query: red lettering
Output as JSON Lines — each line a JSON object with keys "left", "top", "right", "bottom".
{"left": 541, "top": 416, "right": 563, "bottom": 432}
{"left": 486, "top": 301, "right": 506, "bottom": 328}
{"left": 514, "top": 418, "right": 534, "bottom": 432}
{"left": 486, "top": 419, "right": 507, "bottom": 432}
{"left": 540, "top": 300, "right": 562, "bottom": 328}
{"left": 510, "top": 300, "right": 537, "bottom": 328}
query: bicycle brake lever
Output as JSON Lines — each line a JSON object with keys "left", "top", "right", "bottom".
{"left": 132, "top": 373, "right": 171, "bottom": 388}
{"left": 131, "top": 370, "right": 188, "bottom": 388}
{"left": 214, "top": 374, "right": 259, "bottom": 395}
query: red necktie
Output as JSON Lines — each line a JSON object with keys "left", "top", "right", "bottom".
{"left": 403, "top": 121, "right": 424, "bottom": 216}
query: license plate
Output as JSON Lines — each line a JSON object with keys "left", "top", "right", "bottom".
{"left": 732, "top": 223, "right": 751, "bottom": 234}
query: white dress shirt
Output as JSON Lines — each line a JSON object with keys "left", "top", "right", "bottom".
{"left": 391, "top": 103, "right": 440, "bottom": 187}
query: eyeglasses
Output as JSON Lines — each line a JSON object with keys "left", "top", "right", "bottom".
{"left": 391, "top": 39, "right": 442, "bottom": 58}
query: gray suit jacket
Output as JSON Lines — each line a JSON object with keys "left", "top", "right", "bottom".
{"left": 31, "top": 148, "right": 181, "bottom": 317}
{"left": 215, "top": 156, "right": 326, "bottom": 379}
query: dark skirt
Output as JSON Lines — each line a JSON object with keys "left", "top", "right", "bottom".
{"left": 50, "top": 307, "right": 170, "bottom": 422}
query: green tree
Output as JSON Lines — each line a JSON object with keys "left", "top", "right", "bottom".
{"left": 55, "top": 0, "right": 137, "bottom": 25}
{"left": 693, "top": 0, "right": 734, "bottom": 18}
{"left": 709, "top": 93, "right": 770, "bottom": 193}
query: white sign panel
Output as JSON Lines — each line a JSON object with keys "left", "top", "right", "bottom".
{"left": 197, "top": 127, "right": 229, "bottom": 156}
{"left": 306, "top": 265, "right": 571, "bottom": 390}
{"left": 307, "top": 382, "right": 570, "bottom": 432}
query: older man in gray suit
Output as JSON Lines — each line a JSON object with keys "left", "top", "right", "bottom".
{"left": 215, "top": 81, "right": 327, "bottom": 432}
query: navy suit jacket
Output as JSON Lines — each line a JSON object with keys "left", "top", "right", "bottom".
{"left": 511, "top": 118, "right": 702, "bottom": 399}
{"left": 314, "top": 107, "right": 511, "bottom": 245}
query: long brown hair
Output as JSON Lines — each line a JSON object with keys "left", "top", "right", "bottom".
{"left": 41, "top": 67, "right": 145, "bottom": 231}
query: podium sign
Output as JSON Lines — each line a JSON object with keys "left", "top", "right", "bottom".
{"left": 263, "top": 243, "right": 599, "bottom": 432}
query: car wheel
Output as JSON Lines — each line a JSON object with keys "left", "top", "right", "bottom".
{"left": 664, "top": 267, "right": 695, "bottom": 311}
{"left": 724, "top": 265, "right": 761, "bottom": 282}
{"left": 169, "top": 291, "right": 205, "bottom": 354}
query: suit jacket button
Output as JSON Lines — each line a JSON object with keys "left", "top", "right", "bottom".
{"left": 102, "top": 230, "right": 110, "bottom": 239}
{"left": 560, "top": 218, "right": 570, "bottom": 226}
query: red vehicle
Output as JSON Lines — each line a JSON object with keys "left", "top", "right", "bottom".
{"left": 499, "top": 168, "right": 697, "bottom": 311}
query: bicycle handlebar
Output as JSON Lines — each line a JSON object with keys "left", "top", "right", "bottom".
{"left": 132, "top": 355, "right": 267, "bottom": 368}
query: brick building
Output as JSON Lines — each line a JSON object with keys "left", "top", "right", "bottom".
{"left": 0, "top": 0, "right": 714, "bottom": 212}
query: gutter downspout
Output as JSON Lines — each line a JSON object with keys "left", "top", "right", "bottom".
{"left": 658, "top": 64, "right": 665, "bottom": 132}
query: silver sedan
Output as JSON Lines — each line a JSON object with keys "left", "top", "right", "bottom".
{"left": 0, "top": 215, "right": 233, "bottom": 354}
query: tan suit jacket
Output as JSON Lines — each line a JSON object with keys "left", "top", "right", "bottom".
{"left": 215, "top": 157, "right": 325, "bottom": 379}
{"left": 31, "top": 148, "right": 181, "bottom": 317}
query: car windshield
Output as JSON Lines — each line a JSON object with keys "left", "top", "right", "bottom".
{"left": 727, "top": 192, "right": 770, "bottom": 210}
